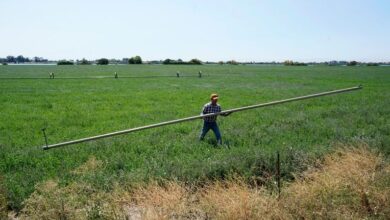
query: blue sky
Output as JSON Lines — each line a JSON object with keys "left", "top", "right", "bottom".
{"left": 1, "top": 0, "right": 389, "bottom": 62}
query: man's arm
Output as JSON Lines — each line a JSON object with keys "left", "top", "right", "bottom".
{"left": 220, "top": 106, "right": 232, "bottom": 116}
{"left": 221, "top": 112, "right": 232, "bottom": 116}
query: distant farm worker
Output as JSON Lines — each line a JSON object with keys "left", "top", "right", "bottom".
{"left": 49, "top": 72, "right": 54, "bottom": 79}
{"left": 198, "top": 71, "right": 202, "bottom": 78}
{"left": 176, "top": 71, "right": 180, "bottom": 77}
{"left": 199, "top": 93, "right": 231, "bottom": 145}
{"left": 114, "top": 72, "right": 118, "bottom": 79}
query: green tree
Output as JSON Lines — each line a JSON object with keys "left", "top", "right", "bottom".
{"left": 97, "top": 58, "right": 109, "bottom": 65}
{"left": 79, "top": 58, "right": 91, "bottom": 65}
{"left": 133, "top": 56, "right": 142, "bottom": 64}
{"left": 189, "top": 58, "right": 202, "bottom": 65}
{"left": 162, "top": 59, "right": 174, "bottom": 65}
{"left": 227, "top": 60, "right": 239, "bottom": 65}
{"left": 16, "top": 55, "right": 26, "bottom": 63}
{"left": 347, "top": 61, "right": 358, "bottom": 66}
{"left": 129, "top": 56, "right": 142, "bottom": 64}
{"left": 57, "top": 60, "right": 74, "bottom": 65}
{"left": 6, "top": 56, "right": 15, "bottom": 63}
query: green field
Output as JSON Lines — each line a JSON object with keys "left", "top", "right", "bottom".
{"left": 0, "top": 65, "right": 389, "bottom": 211}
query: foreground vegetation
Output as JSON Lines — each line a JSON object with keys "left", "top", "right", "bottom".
{"left": 17, "top": 146, "right": 390, "bottom": 219}
{"left": 0, "top": 65, "right": 389, "bottom": 212}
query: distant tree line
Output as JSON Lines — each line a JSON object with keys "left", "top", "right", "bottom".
{"left": 57, "top": 60, "right": 74, "bottom": 65}
{"left": 226, "top": 60, "right": 239, "bottom": 65}
{"left": 162, "top": 58, "right": 202, "bottom": 65}
{"left": 57, "top": 58, "right": 93, "bottom": 65}
{"left": 325, "top": 61, "right": 378, "bottom": 66}
{"left": 346, "top": 61, "right": 358, "bottom": 66}
{"left": 1, "top": 55, "right": 388, "bottom": 66}
{"left": 79, "top": 58, "right": 91, "bottom": 65}
{"left": 284, "top": 60, "right": 307, "bottom": 66}
{"left": 56, "top": 56, "right": 143, "bottom": 65}
{"left": 96, "top": 58, "right": 109, "bottom": 65}
{"left": 0, "top": 55, "right": 48, "bottom": 64}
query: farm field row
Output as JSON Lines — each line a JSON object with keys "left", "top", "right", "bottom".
{"left": 0, "top": 65, "right": 389, "bottom": 210}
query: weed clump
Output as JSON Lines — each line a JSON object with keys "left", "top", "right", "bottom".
{"left": 198, "top": 179, "right": 288, "bottom": 219}
{"left": 131, "top": 181, "right": 203, "bottom": 219}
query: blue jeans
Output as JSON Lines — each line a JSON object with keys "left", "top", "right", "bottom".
{"left": 199, "top": 121, "right": 222, "bottom": 144}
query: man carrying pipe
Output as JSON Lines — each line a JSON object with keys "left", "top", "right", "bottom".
{"left": 199, "top": 93, "right": 232, "bottom": 145}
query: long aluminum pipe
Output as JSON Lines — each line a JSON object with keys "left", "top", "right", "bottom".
{"left": 42, "top": 85, "right": 362, "bottom": 150}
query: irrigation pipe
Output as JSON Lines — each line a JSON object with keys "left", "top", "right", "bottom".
{"left": 42, "top": 85, "right": 362, "bottom": 150}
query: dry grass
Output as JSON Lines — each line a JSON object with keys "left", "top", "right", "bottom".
{"left": 283, "top": 146, "right": 390, "bottom": 219}
{"left": 71, "top": 156, "right": 104, "bottom": 175}
{"left": 131, "top": 182, "right": 205, "bottom": 220}
{"left": 18, "top": 145, "right": 390, "bottom": 219}
{"left": 20, "top": 180, "right": 135, "bottom": 219}
{"left": 20, "top": 158, "right": 127, "bottom": 220}
{"left": 198, "top": 179, "right": 289, "bottom": 220}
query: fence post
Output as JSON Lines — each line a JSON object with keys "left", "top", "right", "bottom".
{"left": 276, "top": 151, "right": 281, "bottom": 197}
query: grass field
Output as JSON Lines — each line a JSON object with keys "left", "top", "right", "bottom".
{"left": 0, "top": 64, "right": 389, "bottom": 211}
